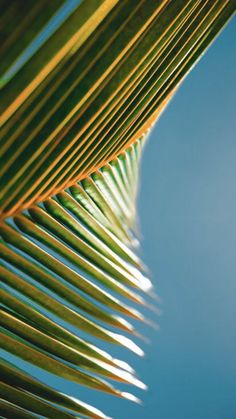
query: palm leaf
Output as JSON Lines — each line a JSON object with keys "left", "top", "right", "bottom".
{"left": 0, "top": 1, "right": 234, "bottom": 417}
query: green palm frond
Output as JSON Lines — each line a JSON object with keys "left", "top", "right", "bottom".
{"left": 1, "top": 141, "right": 148, "bottom": 418}
{"left": 0, "top": 1, "right": 234, "bottom": 417}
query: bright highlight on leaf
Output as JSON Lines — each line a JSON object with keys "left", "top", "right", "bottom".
{"left": 0, "top": 0, "right": 234, "bottom": 417}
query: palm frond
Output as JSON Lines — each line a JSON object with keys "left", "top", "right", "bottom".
{"left": 0, "top": 1, "right": 234, "bottom": 417}
{"left": 0, "top": 0, "right": 234, "bottom": 216}
{"left": 1, "top": 140, "right": 150, "bottom": 417}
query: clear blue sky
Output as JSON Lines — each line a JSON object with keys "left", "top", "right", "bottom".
{"left": 2, "top": 16, "right": 235, "bottom": 419}
{"left": 136, "top": 16, "right": 236, "bottom": 419}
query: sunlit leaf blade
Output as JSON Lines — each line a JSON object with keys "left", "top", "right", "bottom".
{"left": 0, "top": 286, "right": 139, "bottom": 376}
{"left": 57, "top": 189, "right": 143, "bottom": 268}
{"left": 0, "top": 359, "right": 108, "bottom": 418}
{"left": 0, "top": 307, "right": 145, "bottom": 387}
{"left": 0, "top": 380, "right": 77, "bottom": 419}
{"left": 0, "top": 286, "right": 133, "bottom": 368}
{"left": 0, "top": 329, "right": 143, "bottom": 398}
{"left": 0, "top": 142, "right": 147, "bottom": 415}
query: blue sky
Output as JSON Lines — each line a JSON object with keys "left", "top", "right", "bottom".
{"left": 136, "top": 16, "right": 236, "bottom": 419}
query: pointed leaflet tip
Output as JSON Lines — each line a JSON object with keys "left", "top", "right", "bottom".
{"left": 66, "top": 395, "right": 108, "bottom": 418}
{"left": 109, "top": 332, "right": 145, "bottom": 356}
{"left": 121, "top": 392, "right": 142, "bottom": 405}
{"left": 136, "top": 274, "right": 153, "bottom": 293}
{"left": 113, "top": 359, "right": 135, "bottom": 374}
